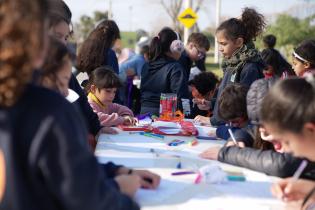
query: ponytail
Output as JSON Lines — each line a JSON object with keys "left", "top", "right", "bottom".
{"left": 241, "top": 8, "right": 266, "bottom": 43}
{"left": 148, "top": 36, "right": 162, "bottom": 61}
{"left": 217, "top": 7, "right": 265, "bottom": 44}
{"left": 148, "top": 27, "right": 178, "bottom": 62}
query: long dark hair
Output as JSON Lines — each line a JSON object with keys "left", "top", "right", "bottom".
{"left": 261, "top": 78, "right": 315, "bottom": 133}
{"left": 77, "top": 20, "right": 120, "bottom": 75}
{"left": 149, "top": 27, "right": 178, "bottom": 61}
{"left": 85, "top": 66, "right": 122, "bottom": 93}
{"left": 261, "top": 48, "right": 295, "bottom": 77}
{"left": 216, "top": 7, "right": 266, "bottom": 44}
{"left": 40, "top": 36, "right": 71, "bottom": 90}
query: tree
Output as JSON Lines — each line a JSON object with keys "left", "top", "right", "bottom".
{"left": 74, "top": 11, "right": 108, "bottom": 42}
{"left": 160, "top": 0, "right": 183, "bottom": 32}
{"left": 264, "top": 14, "right": 315, "bottom": 47}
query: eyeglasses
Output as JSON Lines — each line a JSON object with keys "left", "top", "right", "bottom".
{"left": 194, "top": 45, "right": 206, "bottom": 59}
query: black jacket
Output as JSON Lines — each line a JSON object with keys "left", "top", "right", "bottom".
{"left": 69, "top": 74, "right": 102, "bottom": 136}
{"left": 218, "top": 146, "right": 315, "bottom": 179}
{"left": 0, "top": 85, "right": 139, "bottom": 210}
{"left": 140, "top": 56, "right": 188, "bottom": 115}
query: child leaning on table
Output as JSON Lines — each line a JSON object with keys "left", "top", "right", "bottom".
{"left": 86, "top": 66, "right": 137, "bottom": 126}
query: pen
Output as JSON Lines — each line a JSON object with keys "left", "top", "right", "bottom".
{"left": 228, "top": 128, "right": 238, "bottom": 146}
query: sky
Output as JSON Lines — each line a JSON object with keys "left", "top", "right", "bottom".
{"left": 64, "top": 0, "right": 303, "bottom": 32}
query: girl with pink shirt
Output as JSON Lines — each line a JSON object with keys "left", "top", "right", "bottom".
{"left": 86, "top": 66, "right": 137, "bottom": 126}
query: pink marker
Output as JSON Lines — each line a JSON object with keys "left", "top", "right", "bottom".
{"left": 194, "top": 173, "right": 202, "bottom": 184}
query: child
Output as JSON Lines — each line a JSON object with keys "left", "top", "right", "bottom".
{"left": 261, "top": 48, "right": 295, "bottom": 79}
{"left": 214, "top": 84, "right": 253, "bottom": 145}
{"left": 200, "top": 78, "right": 315, "bottom": 180}
{"left": 262, "top": 34, "right": 293, "bottom": 78}
{"left": 189, "top": 71, "right": 219, "bottom": 117}
{"left": 40, "top": 36, "right": 74, "bottom": 99}
{"left": 0, "top": 0, "right": 159, "bottom": 209}
{"left": 260, "top": 77, "right": 315, "bottom": 208}
{"left": 292, "top": 39, "right": 315, "bottom": 77}
{"left": 195, "top": 8, "right": 265, "bottom": 126}
{"left": 119, "top": 45, "right": 149, "bottom": 112}
{"left": 86, "top": 67, "right": 137, "bottom": 126}
{"left": 48, "top": 0, "right": 108, "bottom": 137}
{"left": 140, "top": 27, "right": 186, "bottom": 115}
{"left": 178, "top": 32, "right": 210, "bottom": 82}
{"left": 77, "top": 20, "right": 121, "bottom": 75}
{"left": 48, "top": 0, "right": 72, "bottom": 45}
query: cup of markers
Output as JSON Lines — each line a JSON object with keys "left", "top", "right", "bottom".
{"left": 159, "top": 93, "right": 177, "bottom": 120}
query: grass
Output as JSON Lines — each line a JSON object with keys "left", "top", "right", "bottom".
{"left": 205, "top": 53, "right": 222, "bottom": 78}
{"left": 120, "top": 31, "right": 137, "bottom": 48}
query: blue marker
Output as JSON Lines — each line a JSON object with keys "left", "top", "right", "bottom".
{"left": 227, "top": 175, "right": 246, "bottom": 182}
{"left": 168, "top": 139, "right": 185, "bottom": 146}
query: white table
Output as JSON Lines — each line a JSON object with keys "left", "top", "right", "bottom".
{"left": 95, "top": 126, "right": 286, "bottom": 210}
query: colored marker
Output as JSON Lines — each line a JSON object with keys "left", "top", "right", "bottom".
{"left": 168, "top": 139, "right": 185, "bottom": 146}
{"left": 194, "top": 173, "right": 202, "bottom": 184}
{"left": 171, "top": 171, "right": 196, "bottom": 176}
{"left": 228, "top": 129, "right": 238, "bottom": 146}
{"left": 188, "top": 139, "right": 198, "bottom": 146}
{"left": 227, "top": 175, "right": 246, "bottom": 182}
{"left": 292, "top": 160, "right": 308, "bottom": 181}
{"left": 140, "top": 132, "right": 164, "bottom": 139}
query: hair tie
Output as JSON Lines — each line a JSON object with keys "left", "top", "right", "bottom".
{"left": 293, "top": 51, "right": 309, "bottom": 63}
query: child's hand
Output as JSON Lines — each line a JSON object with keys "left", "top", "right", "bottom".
{"left": 225, "top": 140, "right": 245, "bottom": 147}
{"left": 271, "top": 178, "right": 315, "bottom": 202}
{"left": 123, "top": 116, "right": 137, "bottom": 126}
{"left": 115, "top": 174, "right": 141, "bottom": 197}
{"left": 132, "top": 170, "right": 161, "bottom": 189}
{"left": 194, "top": 115, "right": 211, "bottom": 126}
{"left": 199, "top": 146, "right": 221, "bottom": 160}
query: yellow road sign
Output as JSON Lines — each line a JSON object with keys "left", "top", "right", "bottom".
{"left": 177, "top": 8, "right": 198, "bottom": 29}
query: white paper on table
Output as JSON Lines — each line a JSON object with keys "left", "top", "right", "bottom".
{"left": 177, "top": 195, "right": 283, "bottom": 210}
{"left": 195, "top": 125, "right": 216, "bottom": 137}
{"left": 159, "top": 128, "right": 182, "bottom": 134}
{"left": 151, "top": 121, "right": 180, "bottom": 128}
{"left": 214, "top": 181, "right": 274, "bottom": 199}
{"left": 135, "top": 179, "right": 189, "bottom": 206}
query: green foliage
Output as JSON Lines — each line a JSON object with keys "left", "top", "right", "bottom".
{"left": 258, "top": 14, "right": 315, "bottom": 49}
{"left": 120, "top": 32, "right": 137, "bottom": 48}
{"left": 74, "top": 11, "right": 108, "bottom": 41}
